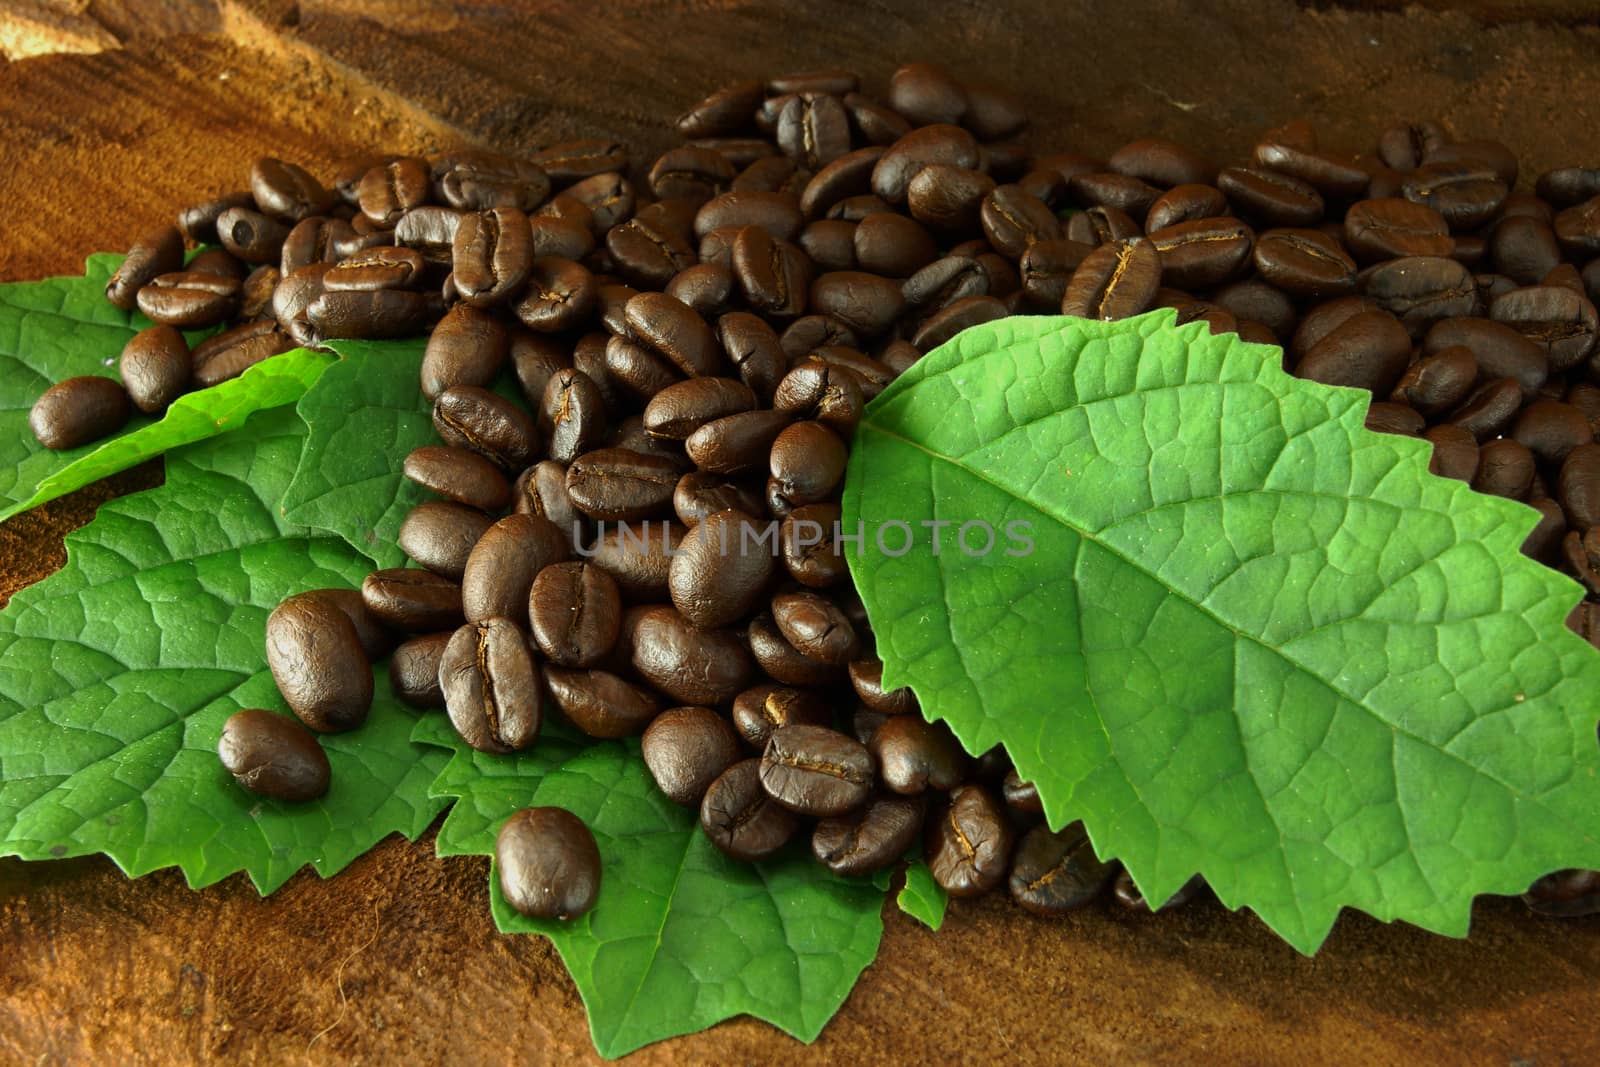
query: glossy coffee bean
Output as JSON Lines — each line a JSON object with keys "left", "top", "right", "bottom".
{"left": 1114, "top": 870, "right": 1206, "bottom": 913}
{"left": 419, "top": 306, "right": 509, "bottom": 402}
{"left": 496, "top": 807, "right": 600, "bottom": 920}
{"left": 279, "top": 216, "right": 351, "bottom": 274}
{"left": 701, "top": 758, "right": 798, "bottom": 861}
{"left": 1425, "top": 424, "right": 1480, "bottom": 482}
{"left": 539, "top": 368, "right": 607, "bottom": 466}
{"left": 565, "top": 448, "right": 680, "bottom": 521}
{"left": 1360, "top": 256, "right": 1478, "bottom": 335}
{"left": 543, "top": 665, "right": 660, "bottom": 738}
{"left": 1521, "top": 869, "right": 1600, "bottom": 918}
{"left": 217, "top": 708, "right": 330, "bottom": 802}
{"left": 1217, "top": 166, "right": 1324, "bottom": 227}
{"left": 105, "top": 226, "right": 185, "bottom": 310}
{"left": 668, "top": 508, "right": 777, "bottom": 629}
{"left": 926, "top": 784, "right": 1013, "bottom": 897}
{"left": 250, "top": 157, "right": 331, "bottom": 221}
{"left": 731, "top": 684, "right": 831, "bottom": 750}
{"left": 265, "top": 592, "right": 373, "bottom": 733}
{"left": 1252, "top": 141, "right": 1367, "bottom": 198}
{"left": 1402, "top": 161, "right": 1507, "bottom": 231}
{"left": 715, "top": 312, "right": 787, "bottom": 401}
{"left": 624, "top": 291, "right": 722, "bottom": 377}
{"left": 216, "top": 206, "right": 292, "bottom": 265}
{"left": 118, "top": 325, "right": 190, "bottom": 414}
{"left": 1489, "top": 285, "right": 1598, "bottom": 373}
{"left": 191, "top": 321, "right": 293, "bottom": 388}
{"left": 847, "top": 657, "right": 916, "bottom": 716}
{"left": 308, "top": 288, "right": 435, "bottom": 340}
{"left": 28, "top": 375, "right": 130, "bottom": 451}
{"left": 631, "top": 605, "right": 754, "bottom": 705}
{"left": 1342, "top": 198, "right": 1454, "bottom": 264}
{"left": 1060, "top": 237, "right": 1160, "bottom": 320}
{"left": 458, "top": 512, "right": 568, "bottom": 624}
{"left": 747, "top": 612, "right": 845, "bottom": 685}
{"left": 403, "top": 446, "right": 511, "bottom": 513}
{"left": 1002, "top": 770, "right": 1042, "bottom": 813}
{"left": 1252, "top": 228, "right": 1357, "bottom": 298}
{"left": 772, "top": 591, "right": 859, "bottom": 664}
{"left": 1147, "top": 218, "right": 1254, "bottom": 290}
{"left": 1471, "top": 438, "right": 1535, "bottom": 500}
{"left": 1512, "top": 399, "right": 1593, "bottom": 465}
{"left": 451, "top": 206, "right": 533, "bottom": 307}
{"left": 396, "top": 501, "right": 493, "bottom": 580}
{"left": 1293, "top": 310, "right": 1413, "bottom": 395}
{"left": 360, "top": 568, "right": 463, "bottom": 633}
{"left": 781, "top": 503, "right": 847, "bottom": 588}
{"left": 1449, "top": 377, "right": 1524, "bottom": 440}
{"left": 872, "top": 124, "right": 981, "bottom": 204}
{"left": 1423, "top": 317, "right": 1547, "bottom": 396}
{"left": 673, "top": 472, "right": 764, "bottom": 528}
{"left": 528, "top": 561, "right": 622, "bottom": 668}
{"left": 686, "top": 409, "right": 795, "bottom": 475}
{"left": 388, "top": 631, "right": 452, "bottom": 709}
{"left": 1392, "top": 346, "right": 1477, "bottom": 417}
{"left": 1009, "top": 822, "right": 1117, "bottom": 915}
{"left": 768, "top": 421, "right": 847, "bottom": 511}
{"left": 585, "top": 521, "right": 685, "bottom": 601}
{"left": 433, "top": 386, "right": 539, "bottom": 471}
{"left": 512, "top": 256, "right": 597, "bottom": 334}
{"left": 1490, "top": 215, "right": 1562, "bottom": 286}
{"left": 642, "top": 706, "right": 743, "bottom": 806}
{"left": 812, "top": 795, "right": 927, "bottom": 877}
{"left": 808, "top": 271, "right": 906, "bottom": 336}
{"left": 178, "top": 191, "right": 254, "bottom": 245}
{"left": 1560, "top": 444, "right": 1600, "bottom": 529}
{"left": 1109, "top": 137, "right": 1216, "bottom": 188}
{"left": 979, "top": 185, "right": 1062, "bottom": 259}
{"left": 869, "top": 715, "right": 966, "bottom": 795}
{"left": 607, "top": 205, "right": 697, "bottom": 289}
{"left": 440, "top": 618, "right": 541, "bottom": 753}
{"left": 136, "top": 270, "right": 241, "bottom": 328}
{"left": 666, "top": 263, "right": 739, "bottom": 317}
{"left": 759, "top": 724, "right": 874, "bottom": 816}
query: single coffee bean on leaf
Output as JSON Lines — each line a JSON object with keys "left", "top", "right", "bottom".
{"left": 497, "top": 807, "right": 601, "bottom": 920}
{"left": 265, "top": 592, "right": 373, "bottom": 734}
{"left": 217, "top": 708, "right": 330, "bottom": 802}
{"left": 30, "top": 376, "right": 131, "bottom": 450}
{"left": 642, "top": 705, "right": 743, "bottom": 806}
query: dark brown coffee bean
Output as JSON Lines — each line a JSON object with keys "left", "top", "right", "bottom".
{"left": 398, "top": 501, "right": 495, "bottom": 580}
{"left": 624, "top": 292, "right": 721, "bottom": 377}
{"left": 388, "top": 631, "right": 452, "bottom": 709}
{"left": 767, "top": 420, "right": 848, "bottom": 512}
{"left": 427, "top": 151, "right": 547, "bottom": 214}
{"left": 773, "top": 92, "right": 851, "bottom": 171}
{"left": 648, "top": 144, "right": 736, "bottom": 204}
{"left": 191, "top": 320, "right": 294, "bottom": 389}
{"left": 1489, "top": 286, "right": 1598, "bottom": 373}
{"left": 135, "top": 270, "right": 240, "bottom": 328}
{"left": 433, "top": 385, "right": 539, "bottom": 471}
{"left": 248, "top": 157, "right": 329, "bottom": 222}
{"left": 631, "top": 605, "right": 754, "bottom": 705}
{"left": 565, "top": 448, "right": 679, "bottom": 521}
{"left": 177, "top": 192, "right": 253, "bottom": 246}
{"left": 780, "top": 503, "right": 847, "bottom": 588}
{"left": 1017, "top": 239, "right": 1094, "bottom": 309}
{"left": 1108, "top": 137, "right": 1216, "bottom": 188}
{"left": 105, "top": 226, "right": 185, "bottom": 310}
{"left": 872, "top": 124, "right": 982, "bottom": 205}
{"left": 356, "top": 157, "right": 429, "bottom": 227}
{"left": 799, "top": 220, "right": 859, "bottom": 273}
{"left": 215, "top": 206, "right": 290, "bottom": 266}
{"left": 1001, "top": 770, "right": 1042, "bottom": 813}
{"left": 844, "top": 658, "right": 913, "bottom": 716}
{"left": 543, "top": 665, "right": 657, "bottom": 739}
{"left": 448, "top": 206, "right": 531, "bottom": 307}
{"left": 529, "top": 139, "right": 628, "bottom": 184}
{"left": 760, "top": 724, "right": 874, "bottom": 817}
{"left": 1217, "top": 166, "right": 1323, "bottom": 227}
{"left": 798, "top": 146, "right": 885, "bottom": 220}
{"left": 729, "top": 684, "right": 829, "bottom": 750}
{"left": 1008, "top": 822, "right": 1116, "bottom": 915}
{"left": 1147, "top": 218, "right": 1254, "bottom": 290}
{"left": 771, "top": 359, "right": 863, "bottom": 437}
{"left": 1378, "top": 121, "right": 1448, "bottom": 172}
{"left": 668, "top": 508, "right": 777, "bottom": 629}
{"left": 772, "top": 590, "right": 859, "bottom": 665}
{"left": 509, "top": 256, "right": 595, "bottom": 335}
{"left": 117, "top": 326, "right": 188, "bottom": 415}
{"left": 279, "top": 216, "right": 351, "bottom": 275}
{"left": 440, "top": 618, "right": 541, "bottom": 753}
{"left": 701, "top": 758, "right": 798, "bottom": 861}
{"left": 695, "top": 190, "right": 804, "bottom": 244}
{"left": 218, "top": 708, "right": 330, "bottom": 802}
{"left": 527, "top": 214, "right": 596, "bottom": 262}
{"left": 535, "top": 368, "right": 604, "bottom": 466}
{"left": 1520, "top": 868, "right": 1600, "bottom": 918}
{"left": 642, "top": 378, "right": 757, "bottom": 444}
{"left": 321, "top": 245, "right": 426, "bottom": 293}
{"left": 1450, "top": 377, "right": 1524, "bottom": 440}
{"left": 360, "top": 568, "right": 462, "bottom": 633}
{"left": 295, "top": 587, "right": 391, "bottom": 666}
{"left": 266, "top": 593, "right": 372, "bottom": 734}
{"left": 1402, "top": 161, "right": 1507, "bottom": 231}
{"left": 1392, "top": 346, "right": 1476, "bottom": 417}
{"left": 870, "top": 715, "right": 966, "bottom": 795}
{"left": 496, "top": 807, "right": 599, "bottom": 920}
{"left": 1489, "top": 215, "right": 1562, "bottom": 286}
{"left": 186, "top": 247, "right": 248, "bottom": 282}
{"left": 808, "top": 271, "right": 906, "bottom": 337}
{"left": 886, "top": 62, "right": 967, "bottom": 126}
{"left": 29, "top": 376, "right": 130, "bottom": 450}
{"left": 528, "top": 561, "right": 621, "bottom": 668}
{"left": 978, "top": 185, "right": 1061, "bottom": 259}
{"left": 308, "top": 288, "right": 435, "bottom": 340}
{"left": 1425, "top": 424, "right": 1480, "bottom": 482}
{"left": 456, "top": 512, "right": 568, "bottom": 625}
{"left": 1561, "top": 444, "right": 1600, "bottom": 530}
{"left": 747, "top": 613, "right": 845, "bottom": 685}
{"left": 1424, "top": 317, "right": 1548, "bottom": 396}
{"left": 1360, "top": 256, "right": 1478, "bottom": 336}
{"left": 731, "top": 227, "right": 812, "bottom": 318}
{"left": 1061, "top": 238, "right": 1160, "bottom": 320}
{"left": 602, "top": 335, "right": 680, "bottom": 401}
{"left": 813, "top": 795, "right": 925, "bottom": 877}
{"left": 584, "top": 520, "right": 684, "bottom": 601}
{"left": 1253, "top": 228, "right": 1357, "bottom": 299}
{"left": 712, "top": 312, "right": 784, "bottom": 402}
{"left": 1342, "top": 198, "right": 1453, "bottom": 264}
{"left": 1068, "top": 172, "right": 1160, "bottom": 222}
{"left": 675, "top": 79, "right": 764, "bottom": 138}
{"left": 1294, "top": 309, "right": 1412, "bottom": 395}
{"left": 1563, "top": 530, "right": 1600, "bottom": 593}
{"left": 780, "top": 315, "right": 862, "bottom": 361}
{"left": 1512, "top": 399, "right": 1593, "bottom": 465}
{"left": 642, "top": 706, "right": 742, "bottom": 806}
{"left": 843, "top": 212, "right": 935, "bottom": 279}
{"left": 683, "top": 409, "right": 793, "bottom": 475}
{"left": 1471, "top": 438, "right": 1535, "bottom": 500}
{"left": 1067, "top": 204, "right": 1141, "bottom": 246}
{"left": 665, "top": 263, "right": 738, "bottom": 318}
{"left": 419, "top": 305, "right": 508, "bottom": 401}
{"left": 1293, "top": 298, "right": 1378, "bottom": 362}
{"left": 1521, "top": 498, "right": 1567, "bottom": 563}
{"left": 926, "top": 784, "right": 1013, "bottom": 897}
{"left": 1142, "top": 183, "right": 1226, "bottom": 232}
{"left": 390, "top": 206, "right": 462, "bottom": 264}
{"left": 673, "top": 472, "right": 763, "bottom": 528}
{"left": 237, "top": 263, "right": 280, "bottom": 321}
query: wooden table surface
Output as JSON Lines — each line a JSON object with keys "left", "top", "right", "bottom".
{"left": 3, "top": 3, "right": 1599, "bottom": 1063}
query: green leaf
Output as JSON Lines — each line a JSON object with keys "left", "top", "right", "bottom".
{"left": 279, "top": 338, "right": 433, "bottom": 568}
{"left": 0, "top": 253, "right": 336, "bottom": 522}
{"left": 841, "top": 309, "right": 1600, "bottom": 954}
{"left": 0, "top": 405, "right": 449, "bottom": 892}
{"left": 897, "top": 857, "right": 948, "bottom": 931}
{"left": 418, "top": 717, "right": 891, "bottom": 1059}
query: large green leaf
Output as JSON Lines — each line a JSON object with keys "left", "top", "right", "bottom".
{"left": 279, "top": 338, "right": 432, "bottom": 568}
{"left": 0, "top": 406, "right": 448, "bottom": 892}
{"left": 417, "top": 715, "right": 891, "bottom": 1059}
{"left": 842, "top": 310, "right": 1600, "bottom": 954}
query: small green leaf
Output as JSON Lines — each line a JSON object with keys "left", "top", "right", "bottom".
{"left": 279, "top": 338, "right": 433, "bottom": 568}
{"left": 418, "top": 717, "right": 890, "bottom": 1059}
{"left": 898, "top": 857, "right": 948, "bottom": 931}
{"left": 842, "top": 310, "right": 1600, "bottom": 953}
{"left": 0, "top": 406, "right": 448, "bottom": 892}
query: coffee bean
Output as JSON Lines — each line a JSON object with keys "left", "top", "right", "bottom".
{"left": 758, "top": 724, "right": 874, "bottom": 816}
{"left": 869, "top": 715, "right": 966, "bottom": 794}
{"left": 843, "top": 657, "right": 914, "bottom": 716}
{"left": 530, "top": 368, "right": 603, "bottom": 466}
{"left": 308, "top": 288, "right": 436, "bottom": 340}
{"left": 418, "top": 305, "right": 509, "bottom": 401}
{"left": 767, "top": 420, "right": 848, "bottom": 513}
{"left": 1017, "top": 239, "right": 1093, "bottom": 308}
{"left": 1402, "top": 161, "right": 1507, "bottom": 231}
{"left": 1521, "top": 868, "right": 1600, "bottom": 918}
{"left": 683, "top": 409, "right": 793, "bottom": 475}
{"left": 1425, "top": 424, "right": 1480, "bottom": 482}
{"left": 641, "top": 706, "right": 742, "bottom": 806}
{"left": 320, "top": 245, "right": 426, "bottom": 292}
{"left": 838, "top": 91, "right": 909, "bottom": 146}
{"left": 771, "top": 590, "right": 859, "bottom": 665}
{"left": 440, "top": 617, "right": 541, "bottom": 753}
{"left": 623, "top": 292, "right": 722, "bottom": 378}
{"left": 1068, "top": 172, "right": 1161, "bottom": 222}
{"left": 177, "top": 192, "right": 253, "bottom": 246}
{"left": 1061, "top": 237, "right": 1161, "bottom": 320}
{"left": 527, "top": 561, "right": 622, "bottom": 668}
{"left": 1522, "top": 498, "right": 1568, "bottom": 563}
{"left": 665, "top": 508, "right": 776, "bottom": 629}
{"left": 564, "top": 448, "right": 679, "bottom": 521}
{"left": 1368, "top": 401, "right": 1426, "bottom": 437}
{"left": 732, "top": 227, "right": 813, "bottom": 318}
{"left": 812, "top": 795, "right": 926, "bottom": 877}
{"left": 666, "top": 263, "right": 739, "bottom": 317}
{"left": 1489, "top": 285, "right": 1598, "bottom": 373}
{"left": 217, "top": 708, "right": 330, "bottom": 802}
{"left": 631, "top": 605, "right": 754, "bottom": 705}
{"left": 188, "top": 321, "right": 290, "bottom": 390}
{"left": 398, "top": 500, "right": 495, "bottom": 580}
{"left": 730, "top": 684, "right": 830, "bottom": 750}
{"left": 279, "top": 216, "right": 351, "bottom": 275}
{"left": 248, "top": 157, "right": 330, "bottom": 222}
{"left": 1423, "top": 317, "right": 1548, "bottom": 396}
{"left": 279, "top": 589, "right": 391, "bottom": 658}
{"left": 530, "top": 139, "right": 629, "bottom": 184}
{"left": 1471, "top": 437, "right": 1535, "bottom": 500}
{"left": 1392, "top": 345, "right": 1476, "bottom": 416}
{"left": 1489, "top": 215, "right": 1563, "bottom": 286}
{"left": 1340, "top": 198, "right": 1454, "bottom": 264}
{"left": 1561, "top": 443, "right": 1600, "bottom": 529}
{"left": 1108, "top": 137, "right": 1216, "bottom": 188}
{"left": 266, "top": 592, "right": 373, "bottom": 733}
{"left": 387, "top": 631, "right": 452, "bottom": 709}
{"left": 1360, "top": 256, "right": 1478, "bottom": 336}
{"left": 872, "top": 125, "right": 981, "bottom": 204}
{"left": 1148, "top": 218, "right": 1255, "bottom": 290}
{"left": 105, "top": 226, "right": 185, "bottom": 310}
{"left": 115, "top": 326, "right": 188, "bottom": 415}
{"left": 779, "top": 503, "right": 846, "bottom": 588}
{"left": 29, "top": 376, "right": 131, "bottom": 450}
{"left": 1067, "top": 204, "right": 1142, "bottom": 245}
{"left": 1001, "top": 770, "right": 1042, "bottom": 813}
{"left": 926, "top": 783, "right": 1013, "bottom": 897}
{"left": 1217, "top": 166, "right": 1324, "bottom": 227}
{"left": 978, "top": 185, "right": 1062, "bottom": 259}
{"left": 404, "top": 445, "right": 512, "bottom": 515}
{"left": 1252, "top": 227, "right": 1357, "bottom": 298}
{"left": 1142, "top": 183, "right": 1226, "bottom": 232}
{"left": 1450, "top": 377, "right": 1524, "bottom": 440}
{"left": 455, "top": 512, "right": 567, "bottom": 624}
{"left": 447, "top": 206, "right": 532, "bottom": 308}
{"left": 433, "top": 385, "right": 539, "bottom": 471}
{"left": 886, "top": 62, "right": 967, "bottom": 126}
{"left": 135, "top": 270, "right": 241, "bottom": 329}
{"left": 217, "top": 206, "right": 292, "bottom": 265}
{"left": 806, "top": 271, "right": 905, "bottom": 337}
{"left": 541, "top": 664, "right": 658, "bottom": 738}
{"left": 701, "top": 758, "right": 798, "bottom": 861}
{"left": 187, "top": 247, "right": 248, "bottom": 282}
{"left": 431, "top": 150, "right": 551, "bottom": 213}
{"left": 585, "top": 520, "right": 685, "bottom": 600}
{"left": 360, "top": 568, "right": 463, "bottom": 632}
{"left": 1008, "top": 822, "right": 1116, "bottom": 914}
{"left": 1512, "top": 399, "right": 1593, "bottom": 465}
{"left": 709, "top": 312, "right": 785, "bottom": 402}
{"left": 1294, "top": 309, "right": 1412, "bottom": 394}
{"left": 771, "top": 92, "right": 852, "bottom": 171}
{"left": 496, "top": 807, "right": 600, "bottom": 920}
{"left": 799, "top": 220, "right": 859, "bottom": 273}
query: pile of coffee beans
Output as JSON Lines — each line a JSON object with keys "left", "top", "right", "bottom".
{"left": 38, "top": 61, "right": 1600, "bottom": 924}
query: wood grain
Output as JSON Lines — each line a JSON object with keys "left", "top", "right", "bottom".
{"left": 1, "top": 3, "right": 1598, "bottom": 1063}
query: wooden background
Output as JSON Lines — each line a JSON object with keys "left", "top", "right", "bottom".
{"left": 2, "top": 2, "right": 1600, "bottom": 1062}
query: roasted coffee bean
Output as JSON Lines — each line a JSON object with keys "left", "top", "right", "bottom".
{"left": 433, "top": 385, "right": 540, "bottom": 470}
{"left": 1392, "top": 345, "right": 1477, "bottom": 416}
{"left": 450, "top": 206, "right": 532, "bottom": 307}
{"left": 105, "top": 226, "right": 184, "bottom": 310}
{"left": 730, "top": 684, "right": 830, "bottom": 750}
{"left": 1001, "top": 770, "right": 1042, "bottom": 813}
{"left": 118, "top": 325, "right": 189, "bottom": 414}
{"left": 1543, "top": 263, "right": 1587, "bottom": 295}
{"left": 357, "top": 157, "right": 429, "bottom": 227}
{"left": 902, "top": 254, "right": 988, "bottom": 312}
{"left": 870, "top": 716, "right": 966, "bottom": 794}
{"left": 1471, "top": 438, "right": 1535, "bottom": 500}
{"left": 1425, "top": 424, "right": 1480, "bottom": 482}
{"left": 695, "top": 190, "right": 804, "bottom": 243}
{"left": 388, "top": 631, "right": 452, "bottom": 709}
{"left": 1147, "top": 218, "right": 1254, "bottom": 290}
{"left": 1564, "top": 529, "right": 1600, "bottom": 593}
{"left": 813, "top": 795, "right": 926, "bottom": 877}
{"left": 712, "top": 313, "right": 786, "bottom": 404}
{"left": 440, "top": 617, "right": 541, "bottom": 753}
{"left": 293, "top": 586, "right": 393, "bottom": 664}
{"left": 1450, "top": 377, "right": 1524, "bottom": 440}
{"left": 1061, "top": 238, "right": 1161, "bottom": 320}
{"left": 771, "top": 359, "right": 863, "bottom": 436}
{"left": 768, "top": 420, "right": 848, "bottom": 510}
{"left": 1108, "top": 137, "right": 1216, "bottom": 188}
{"left": 909, "top": 296, "right": 1006, "bottom": 354}
{"left": 189, "top": 320, "right": 293, "bottom": 388}
{"left": 685, "top": 409, "right": 795, "bottom": 474}
{"left": 1553, "top": 197, "right": 1600, "bottom": 260}
{"left": 1424, "top": 317, "right": 1547, "bottom": 396}
{"left": 676, "top": 79, "right": 764, "bottom": 138}
{"left": 510, "top": 256, "right": 594, "bottom": 334}
{"left": 1294, "top": 309, "right": 1412, "bottom": 395}
{"left": 530, "top": 139, "right": 629, "bottom": 184}
{"left": 604, "top": 334, "right": 682, "bottom": 400}
{"left": 398, "top": 501, "right": 495, "bottom": 580}
{"left": 772, "top": 590, "right": 859, "bottom": 664}
{"left": 266, "top": 592, "right": 373, "bottom": 733}
{"left": 792, "top": 147, "right": 877, "bottom": 222}
{"left": 780, "top": 315, "right": 861, "bottom": 360}
{"left": 1402, "top": 161, "right": 1507, "bottom": 231}
{"left": 1512, "top": 399, "right": 1593, "bottom": 465}
{"left": 887, "top": 62, "right": 968, "bottom": 126}
{"left": 844, "top": 212, "right": 935, "bottom": 278}
{"left": 136, "top": 270, "right": 240, "bottom": 328}
{"left": 250, "top": 157, "right": 330, "bottom": 221}
{"left": 496, "top": 807, "right": 600, "bottom": 920}
{"left": 979, "top": 185, "right": 1061, "bottom": 259}
{"left": 771, "top": 92, "right": 852, "bottom": 170}
{"left": 1217, "top": 166, "right": 1324, "bottom": 227}
{"left": 1143, "top": 183, "right": 1227, "bottom": 233}
{"left": 529, "top": 561, "right": 622, "bottom": 668}
{"left": 1008, "top": 822, "right": 1116, "bottom": 915}
{"left": 749, "top": 611, "right": 845, "bottom": 685}
{"left": 458, "top": 512, "right": 569, "bottom": 624}
{"left": 1360, "top": 256, "right": 1477, "bottom": 335}
{"left": 216, "top": 206, "right": 291, "bottom": 265}
{"left": 631, "top": 605, "right": 754, "bottom": 705}
{"left": 585, "top": 520, "right": 685, "bottom": 600}
{"left": 1378, "top": 121, "right": 1448, "bottom": 172}
{"left": 1560, "top": 443, "right": 1600, "bottom": 528}
{"left": 1342, "top": 198, "right": 1454, "bottom": 263}
{"left": 701, "top": 758, "right": 798, "bottom": 861}
{"left": 759, "top": 724, "right": 874, "bottom": 816}
{"left": 808, "top": 271, "right": 906, "bottom": 337}
{"left": 1537, "top": 166, "right": 1600, "bottom": 207}
{"left": 560, "top": 171, "right": 634, "bottom": 234}
{"left": 536, "top": 368, "right": 605, "bottom": 466}
{"left": 902, "top": 165, "right": 993, "bottom": 238}
{"left": 781, "top": 503, "right": 847, "bottom": 587}
{"left": 187, "top": 247, "right": 248, "bottom": 281}
{"left": 842, "top": 90, "right": 912, "bottom": 145}
{"left": 673, "top": 472, "right": 764, "bottom": 528}
{"left": 565, "top": 448, "right": 679, "bottom": 521}
{"left": 1068, "top": 172, "right": 1161, "bottom": 222}
{"left": 872, "top": 124, "right": 981, "bottom": 204}
{"left": 1067, "top": 204, "right": 1142, "bottom": 245}
{"left": 420, "top": 305, "right": 509, "bottom": 401}
{"left": 643, "top": 378, "right": 757, "bottom": 443}
{"left": 1368, "top": 401, "right": 1427, "bottom": 436}
{"left": 1489, "top": 215, "right": 1562, "bottom": 286}
{"left": 177, "top": 191, "right": 253, "bottom": 245}
{"left": 1254, "top": 139, "right": 1368, "bottom": 198}
{"left": 799, "top": 220, "right": 860, "bottom": 272}
{"left": 668, "top": 508, "right": 777, "bottom": 628}
{"left": 279, "top": 216, "right": 350, "bottom": 275}
{"left": 1522, "top": 498, "right": 1567, "bottom": 563}
{"left": 543, "top": 665, "right": 660, "bottom": 738}
{"left": 218, "top": 708, "right": 330, "bottom": 802}
{"left": 527, "top": 214, "right": 595, "bottom": 261}
{"left": 1018, "top": 239, "right": 1094, "bottom": 308}
{"left": 926, "top": 784, "right": 1013, "bottom": 897}
{"left": 431, "top": 151, "right": 550, "bottom": 213}
{"left": 666, "top": 263, "right": 739, "bottom": 316}
{"left": 624, "top": 292, "right": 721, "bottom": 377}
{"left": 1252, "top": 227, "right": 1357, "bottom": 298}
{"left": 29, "top": 376, "right": 130, "bottom": 450}
{"left": 360, "top": 568, "right": 463, "bottom": 632}
{"left": 648, "top": 144, "right": 736, "bottom": 204}
{"left": 393, "top": 206, "right": 463, "bottom": 263}
{"left": 1490, "top": 286, "right": 1598, "bottom": 372}
{"left": 239, "top": 263, "right": 280, "bottom": 320}
{"left": 847, "top": 657, "right": 915, "bottom": 716}
{"left": 642, "top": 706, "right": 742, "bottom": 806}
{"left": 309, "top": 288, "right": 435, "bottom": 339}
{"left": 732, "top": 227, "right": 812, "bottom": 318}
{"left": 1212, "top": 279, "right": 1297, "bottom": 339}
{"left": 321, "top": 245, "right": 426, "bottom": 292}
{"left": 1522, "top": 869, "right": 1600, "bottom": 918}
